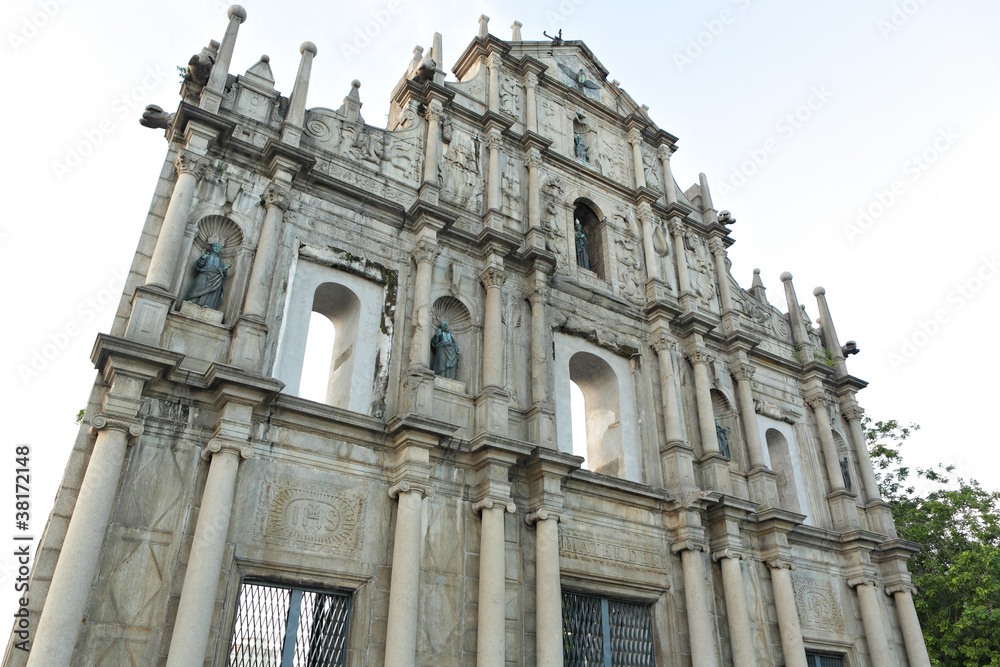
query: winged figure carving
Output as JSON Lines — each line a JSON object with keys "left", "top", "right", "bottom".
{"left": 557, "top": 63, "right": 601, "bottom": 92}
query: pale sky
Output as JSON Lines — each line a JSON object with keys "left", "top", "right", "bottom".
{"left": 2, "top": 0, "right": 998, "bottom": 620}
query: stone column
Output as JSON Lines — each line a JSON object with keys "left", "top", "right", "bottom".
{"left": 524, "top": 72, "right": 539, "bottom": 133}
{"left": 408, "top": 238, "right": 439, "bottom": 370}
{"left": 200, "top": 5, "right": 247, "bottom": 113}
{"left": 423, "top": 101, "right": 444, "bottom": 187}
{"left": 242, "top": 183, "right": 290, "bottom": 320}
{"left": 768, "top": 560, "right": 807, "bottom": 667}
{"left": 481, "top": 265, "right": 505, "bottom": 389}
{"left": 475, "top": 498, "right": 516, "bottom": 667}
{"left": 638, "top": 203, "right": 661, "bottom": 281}
{"left": 658, "top": 145, "right": 678, "bottom": 205}
{"left": 527, "top": 510, "right": 562, "bottom": 667}
{"left": 714, "top": 550, "right": 757, "bottom": 667}
{"left": 709, "top": 238, "right": 734, "bottom": 313}
{"left": 669, "top": 218, "right": 693, "bottom": 304}
{"left": 383, "top": 483, "right": 429, "bottom": 667}
{"left": 675, "top": 542, "right": 720, "bottom": 667}
{"left": 687, "top": 348, "right": 720, "bottom": 456}
{"left": 27, "top": 414, "right": 143, "bottom": 667}
{"left": 486, "top": 129, "right": 503, "bottom": 212}
{"left": 526, "top": 149, "right": 542, "bottom": 230}
{"left": 841, "top": 400, "right": 881, "bottom": 503}
{"left": 166, "top": 439, "right": 252, "bottom": 667}
{"left": 528, "top": 285, "right": 549, "bottom": 406}
{"left": 280, "top": 41, "right": 318, "bottom": 146}
{"left": 145, "top": 152, "right": 205, "bottom": 292}
{"left": 887, "top": 585, "right": 931, "bottom": 667}
{"left": 851, "top": 577, "right": 893, "bottom": 667}
{"left": 729, "top": 363, "right": 765, "bottom": 468}
{"left": 628, "top": 128, "right": 645, "bottom": 189}
{"left": 487, "top": 52, "right": 501, "bottom": 114}
{"left": 780, "top": 272, "right": 810, "bottom": 353}
{"left": 805, "top": 395, "right": 846, "bottom": 493}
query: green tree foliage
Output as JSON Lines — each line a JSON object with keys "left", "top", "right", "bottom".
{"left": 866, "top": 418, "right": 1000, "bottom": 666}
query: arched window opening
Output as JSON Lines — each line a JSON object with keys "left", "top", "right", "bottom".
{"left": 570, "top": 380, "right": 587, "bottom": 463}
{"left": 569, "top": 351, "right": 623, "bottom": 478}
{"left": 765, "top": 429, "right": 802, "bottom": 514}
{"left": 573, "top": 200, "right": 604, "bottom": 278}
{"left": 302, "top": 282, "right": 361, "bottom": 409}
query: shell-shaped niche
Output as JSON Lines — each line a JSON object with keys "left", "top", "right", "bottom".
{"left": 195, "top": 215, "right": 244, "bottom": 258}
{"left": 432, "top": 296, "right": 473, "bottom": 334}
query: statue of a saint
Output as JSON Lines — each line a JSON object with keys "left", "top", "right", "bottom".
{"left": 715, "top": 421, "right": 731, "bottom": 459}
{"left": 431, "top": 321, "right": 460, "bottom": 379}
{"left": 574, "top": 221, "right": 591, "bottom": 270}
{"left": 574, "top": 135, "right": 590, "bottom": 162}
{"left": 840, "top": 457, "right": 853, "bottom": 492}
{"left": 184, "top": 243, "right": 231, "bottom": 310}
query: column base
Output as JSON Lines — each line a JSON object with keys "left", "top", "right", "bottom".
{"left": 827, "top": 489, "right": 861, "bottom": 530}
{"left": 747, "top": 466, "right": 780, "bottom": 507}
{"left": 229, "top": 316, "right": 268, "bottom": 372}
{"left": 865, "top": 500, "right": 897, "bottom": 538}
{"left": 124, "top": 286, "right": 175, "bottom": 346}
{"left": 526, "top": 405, "right": 556, "bottom": 449}
{"left": 699, "top": 452, "right": 733, "bottom": 495}
{"left": 660, "top": 440, "right": 698, "bottom": 492}
{"left": 476, "top": 386, "right": 509, "bottom": 436}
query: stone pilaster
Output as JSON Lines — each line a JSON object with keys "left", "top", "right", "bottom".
{"left": 524, "top": 71, "right": 539, "bottom": 133}
{"left": 637, "top": 202, "right": 661, "bottom": 282}
{"left": 422, "top": 100, "right": 445, "bottom": 191}
{"left": 485, "top": 128, "right": 503, "bottom": 213}
{"left": 627, "top": 127, "right": 645, "bottom": 190}
{"left": 525, "top": 149, "right": 542, "bottom": 231}
{"left": 487, "top": 52, "right": 502, "bottom": 114}
{"left": 658, "top": 144, "right": 678, "bottom": 205}
{"left": 527, "top": 281, "right": 555, "bottom": 447}
{"left": 686, "top": 345, "right": 730, "bottom": 493}
{"left": 650, "top": 332, "right": 697, "bottom": 492}
{"left": 477, "top": 263, "right": 509, "bottom": 435}
{"left": 709, "top": 238, "right": 738, "bottom": 333}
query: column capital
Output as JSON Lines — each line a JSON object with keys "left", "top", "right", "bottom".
{"left": 485, "top": 129, "right": 504, "bottom": 150}
{"left": 473, "top": 497, "right": 516, "bottom": 514}
{"left": 201, "top": 437, "right": 254, "bottom": 461}
{"left": 649, "top": 332, "right": 677, "bottom": 354}
{"left": 525, "top": 71, "right": 539, "bottom": 88}
{"left": 657, "top": 144, "right": 675, "bottom": 161}
{"left": 848, "top": 575, "right": 881, "bottom": 589}
{"left": 671, "top": 539, "right": 709, "bottom": 554}
{"left": 425, "top": 100, "right": 446, "bottom": 122}
{"left": 487, "top": 51, "right": 503, "bottom": 70}
{"left": 667, "top": 217, "right": 686, "bottom": 236}
{"left": 626, "top": 127, "right": 642, "bottom": 145}
{"left": 712, "top": 548, "right": 749, "bottom": 562}
{"left": 174, "top": 151, "right": 208, "bottom": 177}
{"left": 709, "top": 237, "right": 728, "bottom": 257}
{"left": 684, "top": 346, "right": 714, "bottom": 366}
{"left": 262, "top": 183, "right": 291, "bottom": 211}
{"left": 525, "top": 149, "right": 543, "bottom": 169}
{"left": 90, "top": 414, "right": 144, "bottom": 440}
{"left": 412, "top": 238, "right": 440, "bottom": 265}
{"left": 480, "top": 265, "right": 506, "bottom": 289}
{"left": 884, "top": 582, "right": 917, "bottom": 596}
{"left": 841, "top": 402, "right": 865, "bottom": 423}
{"left": 766, "top": 558, "right": 797, "bottom": 571}
{"left": 525, "top": 508, "right": 567, "bottom": 525}
{"left": 805, "top": 393, "right": 832, "bottom": 411}
{"left": 528, "top": 284, "right": 549, "bottom": 305}
{"left": 388, "top": 480, "right": 435, "bottom": 499}
{"left": 728, "top": 362, "right": 756, "bottom": 383}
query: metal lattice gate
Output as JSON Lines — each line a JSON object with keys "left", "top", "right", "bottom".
{"left": 563, "top": 592, "right": 656, "bottom": 666}
{"left": 227, "top": 581, "right": 351, "bottom": 667}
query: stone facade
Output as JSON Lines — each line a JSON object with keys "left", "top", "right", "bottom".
{"left": 5, "top": 8, "right": 931, "bottom": 667}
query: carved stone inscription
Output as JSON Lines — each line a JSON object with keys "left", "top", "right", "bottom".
{"left": 254, "top": 477, "right": 364, "bottom": 556}
{"left": 794, "top": 579, "right": 845, "bottom": 632}
{"left": 559, "top": 530, "right": 665, "bottom": 572}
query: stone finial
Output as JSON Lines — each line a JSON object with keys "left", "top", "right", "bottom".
{"left": 300, "top": 41, "right": 317, "bottom": 55}
{"left": 479, "top": 14, "right": 490, "bottom": 38}
{"left": 281, "top": 40, "right": 318, "bottom": 146}
{"left": 813, "top": 286, "right": 825, "bottom": 296}
{"left": 750, "top": 268, "right": 768, "bottom": 303}
{"left": 780, "top": 271, "right": 793, "bottom": 282}
{"left": 228, "top": 5, "right": 247, "bottom": 22}
{"left": 337, "top": 79, "right": 364, "bottom": 123}
{"left": 511, "top": 20, "right": 523, "bottom": 41}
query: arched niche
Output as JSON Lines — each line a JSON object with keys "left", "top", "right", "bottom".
{"left": 553, "top": 332, "right": 642, "bottom": 483}
{"left": 572, "top": 198, "right": 606, "bottom": 279}
{"left": 311, "top": 283, "right": 362, "bottom": 409}
{"left": 711, "top": 388, "right": 742, "bottom": 468}
{"left": 431, "top": 295, "right": 476, "bottom": 390}
{"left": 178, "top": 215, "right": 248, "bottom": 325}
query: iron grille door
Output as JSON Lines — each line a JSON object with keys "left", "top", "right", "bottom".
{"left": 805, "top": 652, "right": 844, "bottom": 667}
{"left": 563, "top": 592, "right": 656, "bottom": 667}
{"left": 228, "top": 581, "right": 351, "bottom": 667}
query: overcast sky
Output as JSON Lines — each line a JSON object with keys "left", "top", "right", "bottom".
{"left": 2, "top": 0, "right": 998, "bottom": 620}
